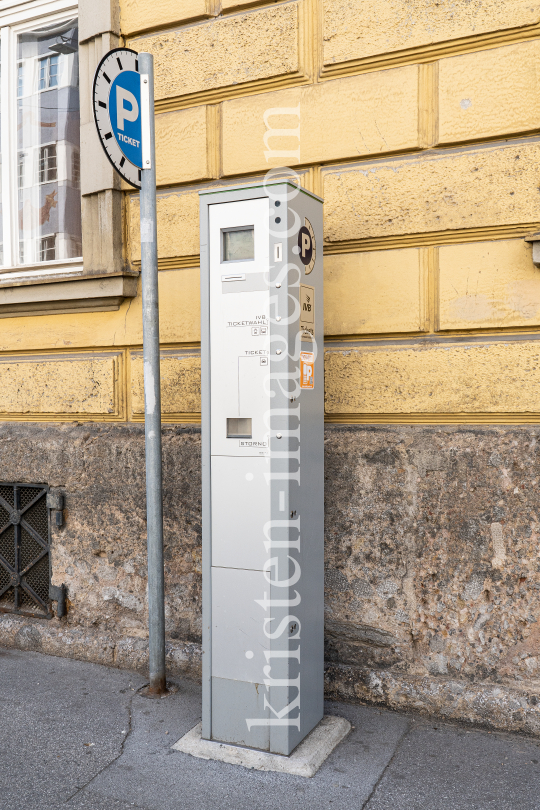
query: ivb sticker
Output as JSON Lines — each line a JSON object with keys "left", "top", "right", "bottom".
{"left": 300, "top": 284, "right": 314, "bottom": 335}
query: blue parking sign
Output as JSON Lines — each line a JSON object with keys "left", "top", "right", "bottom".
{"left": 109, "top": 70, "right": 142, "bottom": 169}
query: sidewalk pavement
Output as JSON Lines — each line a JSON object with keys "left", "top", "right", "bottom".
{"left": 2, "top": 646, "right": 540, "bottom": 810}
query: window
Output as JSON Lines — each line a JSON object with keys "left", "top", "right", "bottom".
{"left": 38, "top": 53, "right": 59, "bottom": 90}
{"left": 17, "top": 152, "right": 24, "bottom": 188}
{"left": 0, "top": 13, "right": 81, "bottom": 269}
{"left": 40, "top": 234, "right": 55, "bottom": 261}
{"left": 71, "top": 148, "right": 80, "bottom": 188}
{"left": 0, "top": 41, "right": 3, "bottom": 263}
{"left": 39, "top": 144, "right": 57, "bottom": 183}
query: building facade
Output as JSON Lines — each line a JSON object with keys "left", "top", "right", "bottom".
{"left": 1, "top": 0, "right": 540, "bottom": 734}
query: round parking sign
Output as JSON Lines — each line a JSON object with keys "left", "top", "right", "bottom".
{"left": 93, "top": 48, "right": 142, "bottom": 189}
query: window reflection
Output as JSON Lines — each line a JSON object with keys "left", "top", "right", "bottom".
{"left": 17, "top": 20, "right": 81, "bottom": 265}
{"left": 0, "top": 42, "right": 3, "bottom": 265}
{"left": 38, "top": 54, "right": 59, "bottom": 90}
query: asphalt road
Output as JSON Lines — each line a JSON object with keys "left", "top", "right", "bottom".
{"left": 1, "top": 645, "right": 540, "bottom": 810}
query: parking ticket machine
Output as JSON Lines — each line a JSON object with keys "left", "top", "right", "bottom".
{"left": 200, "top": 180, "right": 324, "bottom": 755}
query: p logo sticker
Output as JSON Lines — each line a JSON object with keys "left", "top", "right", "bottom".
{"left": 297, "top": 217, "right": 316, "bottom": 275}
{"left": 300, "top": 351, "right": 315, "bottom": 389}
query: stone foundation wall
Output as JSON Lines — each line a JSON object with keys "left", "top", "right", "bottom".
{"left": 1, "top": 422, "right": 540, "bottom": 734}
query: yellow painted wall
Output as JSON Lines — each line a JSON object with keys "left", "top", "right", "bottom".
{"left": 438, "top": 240, "right": 540, "bottom": 331}
{"left": 0, "top": 271, "right": 200, "bottom": 353}
{"left": 130, "top": 351, "right": 201, "bottom": 419}
{"left": 324, "top": 249, "right": 427, "bottom": 336}
{"left": 4, "top": 0, "right": 540, "bottom": 423}
{"left": 323, "top": 142, "right": 540, "bottom": 244}
{"left": 325, "top": 340, "right": 540, "bottom": 416}
{"left": 128, "top": 192, "right": 200, "bottom": 263}
{"left": 221, "top": 66, "right": 421, "bottom": 175}
{"left": 322, "top": 0, "right": 540, "bottom": 66}
{"left": 120, "top": 0, "right": 210, "bottom": 36}
{"left": 0, "top": 352, "right": 124, "bottom": 419}
{"left": 128, "top": 4, "right": 301, "bottom": 103}
{"left": 438, "top": 41, "right": 540, "bottom": 144}
{"left": 155, "top": 107, "right": 212, "bottom": 186}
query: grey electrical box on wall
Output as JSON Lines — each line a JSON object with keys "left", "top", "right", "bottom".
{"left": 200, "top": 180, "right": 324, "bottom": 756}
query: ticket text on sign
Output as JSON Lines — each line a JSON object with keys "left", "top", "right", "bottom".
{"left": 300, "top": 351, "right": 315, "bottom": 389}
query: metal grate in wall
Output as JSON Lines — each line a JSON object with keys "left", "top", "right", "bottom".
{"left": 0, "top": 483, "right": 51, "bottom": 618}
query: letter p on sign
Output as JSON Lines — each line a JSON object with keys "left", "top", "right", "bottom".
{"left": 117, "top": 85, "right": 139, "bottom": 130}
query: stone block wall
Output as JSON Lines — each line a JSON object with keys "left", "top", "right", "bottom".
{"left": 2, "top": 421, "right": 540, "bottom": 735}
{"left": 323, "top": 424, "right": 540, "bottom": 733}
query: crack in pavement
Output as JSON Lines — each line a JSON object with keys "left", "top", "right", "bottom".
{"left": 63, "top": 682, "right": 150, "bottom": 807}
{"left": 360, "top": 720, "right": 412, "bottom": 810}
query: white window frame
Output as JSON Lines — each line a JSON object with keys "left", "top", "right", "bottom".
{"left": 0, "top": 0, "right": 80, "bottom": 279}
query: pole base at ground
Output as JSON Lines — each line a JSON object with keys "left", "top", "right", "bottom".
{"left": 141, "top": 678, "right": 169, "bottom": 698}
{"left": 172, "top": 715, "right": 351, "bottom": 777}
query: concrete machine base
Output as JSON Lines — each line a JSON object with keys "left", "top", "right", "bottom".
{"left": 172, "top": 715, "right": 351, "bottom": 777}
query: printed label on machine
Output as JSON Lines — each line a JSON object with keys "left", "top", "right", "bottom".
{"left": 300, "top": 284, "right": 315, "bottom": 335}
{"left": 300, "top": 351, "right": 315, "bottom": 389}
{"left": 227, "top": 317, "right": 268, "bottom": 328}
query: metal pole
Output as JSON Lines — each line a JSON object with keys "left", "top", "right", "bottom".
{"left": 139, "top": 52, "right": 166, "bottom": 696}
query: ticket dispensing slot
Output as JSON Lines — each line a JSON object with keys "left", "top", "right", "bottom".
{"left": 226, "top": 418, "right": 252, "bottom": 438}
